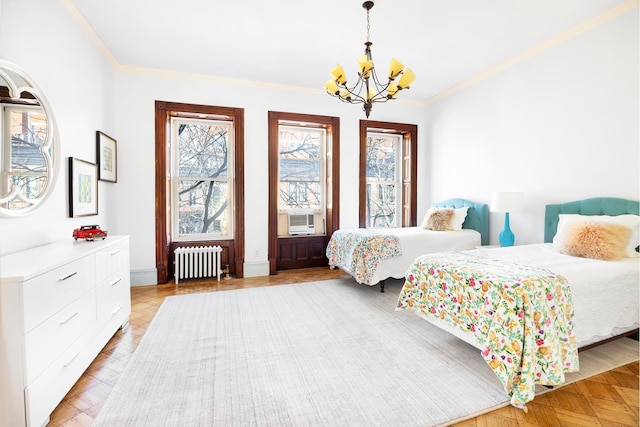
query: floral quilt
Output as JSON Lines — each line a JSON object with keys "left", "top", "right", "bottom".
{"left": 326, "top": 229, "right": 402, "bottom": 285}
{"left": 396, "top": 252, "right": 579, "bottom": 408}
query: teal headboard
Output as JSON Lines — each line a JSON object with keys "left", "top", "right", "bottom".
{"left": 544, "top": 197, "right": 640, "bottom": 243}
{"left": 432, "top": 198, "right": 490, "bottom": 245}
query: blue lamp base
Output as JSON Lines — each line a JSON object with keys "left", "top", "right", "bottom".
{"left": 499, "top": 212, "right": 515, "bottom": 247}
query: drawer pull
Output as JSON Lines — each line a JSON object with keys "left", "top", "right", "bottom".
{"left": 112, "top": 305, "right": 122, "bottom": 316}
{"left": 111, "top": 277, "right": 122, "bottom": 286}
{"left": 59, "top": 271, "right": 78, "bottom": 281}
{"left": 110, "top": 250, "right": 120, "bottom": 256}
{"left": 60, "top": 311, "right": 79, "bottom": 325}
{"left": 63, "top": 351, "right": 80, "bottom": 367}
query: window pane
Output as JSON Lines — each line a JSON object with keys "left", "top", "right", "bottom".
{"left": 3, "top": 107, "right": 49, "bottom": 208}
{"left": 366, "top": 133, "right": 400, "bottom": 228}
{"left": 366, "top": 138, "right": 395, "bottom": 180}
{"left": 177, "top": 180, "right": 229, "bottom": 236}
{"left": 177, "top": 122, "right": 229, "bottom": 178}
{"left": 278, "top": 127, "right": 323, "bottom": 211}
{"left": 276, "top": 124, "right": 327, "bottom": 238}
{"left": 171, "top": 116, "right": 234, "bottom": 242}
{"left": 4, "top": 175, "right": 47, "bottom": 210}
{"left": 9, "top": 107, "right": 48, "bottom": 174}
{"left": 279, "top": 158, "right": 320, "bottom": 182}
{"left": 279, "top": 129, "right": 320, "bottom": 159}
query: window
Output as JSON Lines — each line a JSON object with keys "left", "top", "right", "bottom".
{"left": 171, "top": 117, "right": 234, "bottom": 241}
{"left": 268, "top": 111, "right": 340, "bottom": 273}
{"left": 155, "top": 101, "right": 245, "bottom": 283}
{"left": 278, "top": 125, "right": 325, "bottom": 219}
{"left": 365, "top": 132, "right": 402, "bottom": 228}
{"left": 359, "top": 120, "right": 417, "bottom": 228}
{"left": 1, "top": 104, "right": 48, "bottom": 210}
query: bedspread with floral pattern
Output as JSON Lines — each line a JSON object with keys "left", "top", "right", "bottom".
{"left": 396, "top": 252, "right": 578, "bottom": 407}
{"left": 326, "top": 229, "right": 401, "bottom": 285}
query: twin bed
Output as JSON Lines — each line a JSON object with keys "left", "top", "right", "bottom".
{"left": 396, "top": 197, "right": 639, "bottom": 408}
{"left": 327, "top": 196, "right": 639, "bottom": 409}
{"left": 326, "top": 198, "right": 489, "bottom": 291}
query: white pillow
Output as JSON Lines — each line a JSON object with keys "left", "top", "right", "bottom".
{"left": 450, "top": 206, "right": 469, "bottom": 230}
{"left": 554, "top": 214, "right": 640, "bottom": 258}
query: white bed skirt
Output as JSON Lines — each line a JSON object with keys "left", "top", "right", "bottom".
{"left": 411, "top": 243, "right": 640, "bottom": 350}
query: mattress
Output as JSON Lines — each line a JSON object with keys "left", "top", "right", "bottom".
{"left": 329, "top": 227, "right": 481, "bottom": 285}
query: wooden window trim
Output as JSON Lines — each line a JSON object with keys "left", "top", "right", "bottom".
{"left": 268, "top": 111, "right": 340, "bottom": 274}
{"left": 359, "top": 120, "right": 417, "bottom": 228}
{"left": 155, "top": 100, "right": 245, "bottom": 283}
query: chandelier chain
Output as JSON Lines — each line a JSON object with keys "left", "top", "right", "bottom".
{"left": 366, "top": 7, "right": 371, "bottom": 44}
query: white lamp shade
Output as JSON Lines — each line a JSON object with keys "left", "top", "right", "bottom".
{"left": 490, "top": 192, "right": 524, "bottom": 213}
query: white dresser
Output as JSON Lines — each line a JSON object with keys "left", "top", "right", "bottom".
{"left": 0, "top": 236, "right": 131, "bottom": 427}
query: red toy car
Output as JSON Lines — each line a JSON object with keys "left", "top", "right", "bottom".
{"left": 73, "top": 225, "right": 107, "bottom": 241}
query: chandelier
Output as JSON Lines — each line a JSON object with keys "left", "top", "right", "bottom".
{"left": 324, "top": 1, "right": 416, "bottom": 118}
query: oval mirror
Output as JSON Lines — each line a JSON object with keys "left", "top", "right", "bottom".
{"left": 0, "top": 59, "right": 59, "bottom": 217}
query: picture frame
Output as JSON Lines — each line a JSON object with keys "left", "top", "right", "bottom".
{"left": 96, "top": 131, "right": 117, "bottom": 183}
{"left": 68, "top": 157, "right": 98, "bottom": 217}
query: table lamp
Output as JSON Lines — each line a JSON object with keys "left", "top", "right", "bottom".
{"left": 490, "top": 192, "right": 524, "bottom": 247}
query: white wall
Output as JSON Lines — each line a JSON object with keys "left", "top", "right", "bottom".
{"left": 0, "top": 0, "right": 115, "bottom": 255}
{"left": 1, "top": 0, "right": 637, "bottom": 283}
{"left": 423, "top": 9, "right": 639, "bottom": 245}
{"left": 0, "top": 2, "right": 424, "bottom": 283}
{"left": 112, "top": 70, "right": 425, "bottom": 283}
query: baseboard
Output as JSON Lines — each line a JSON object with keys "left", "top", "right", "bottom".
{"left": 243, "top": 261, "right": 270, "bottom": 278}
{"left": 131, "top": 263, "right": 270, "bottom": 284}
{"left": 130, "top": 268, "right": 157, "bottom": 286}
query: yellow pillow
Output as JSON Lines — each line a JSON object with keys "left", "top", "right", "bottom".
{"left": 559, "top": 220, "right": 631, "bottom": 260}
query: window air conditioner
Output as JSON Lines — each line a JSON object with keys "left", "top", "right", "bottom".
{"left": 287, "top": 210, "right": 315, "bottom": 235}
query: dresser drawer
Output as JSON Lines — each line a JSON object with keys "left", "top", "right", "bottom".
{"left": 22, "top": 256, "right": 95, "bottom": 333}
{"left": 95, "top": 295, "right": 131, "bottom": 348}
{"left": 23, "top": 290, "right": 96, "bottom": 385}
{"left": 24, "top": 330, "right": 97, "bottom": 427}
{"left": 96, "top": 269, "right": 130, "bottom": 321}
{"left": 95, "top": 240, "right": 130, "bottom": 284}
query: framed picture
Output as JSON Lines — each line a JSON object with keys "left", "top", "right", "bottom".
{"left": 96, "top": 131, "right": 117, "bottom": 182}
{"left": 68, "top": 157, "right": 98, "bottom": 217}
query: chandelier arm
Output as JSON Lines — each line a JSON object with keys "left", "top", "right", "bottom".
{"left": 339, "top": 76, "right": 368, "bottom": 103}
{"left": 333, "top": 92, "right": 366, "bottom": 104}
{"left": 338, "top": 97, "right": 364, "bottom": 105}
{"left": 368, "top": 68, "right": 391, "bottom": 100}
{"left": 369, "top": 67, "right": 388, "bottom": 88}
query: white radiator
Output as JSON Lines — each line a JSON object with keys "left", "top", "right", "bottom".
{"left": 174, "top": 245, "right": 222, "bottom": 284}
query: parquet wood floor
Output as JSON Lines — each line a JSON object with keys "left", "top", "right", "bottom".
{"left": 47, "top": 267, "right": 639, "bottom": 427}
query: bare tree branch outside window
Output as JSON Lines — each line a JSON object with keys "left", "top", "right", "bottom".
{"left": 278, "top": 128, "right": 323, "bottom": 211}
{"left": 365, "top": 133, "right": 399, "bottom": 228}
{"left": 174, "top": 120, "right": 233, "bottom": 238}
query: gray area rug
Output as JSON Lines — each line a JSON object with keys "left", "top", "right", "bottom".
{"left": 94, "top": 279, "right": 639, "bottom": 427}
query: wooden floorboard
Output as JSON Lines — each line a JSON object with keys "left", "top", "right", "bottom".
{"left": 46, "top": 267, "right": 639, "bottom": 426}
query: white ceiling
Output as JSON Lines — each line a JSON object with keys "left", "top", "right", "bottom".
{"left": 68, "top": 0, "right": 631, "bottom": 102}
